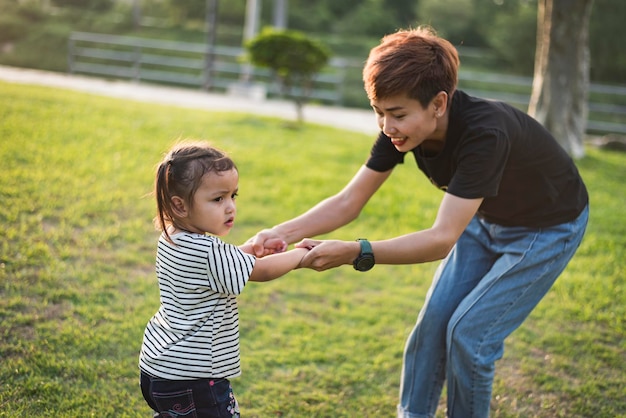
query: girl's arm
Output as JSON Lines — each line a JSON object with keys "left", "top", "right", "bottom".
{"left": 248, "top": 247, "right": 309, "bottom": 282}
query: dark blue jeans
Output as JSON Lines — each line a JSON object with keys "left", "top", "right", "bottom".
{"left": 141, "top": 371, "right": 240, "bottom": 418}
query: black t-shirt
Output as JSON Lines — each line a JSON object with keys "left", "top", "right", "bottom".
{"left": 366, "top": 90, "right": 588, "bottom": 227}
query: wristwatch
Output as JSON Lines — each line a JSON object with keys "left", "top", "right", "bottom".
{"left": 353, "top": 238, "right": 375, "bottom": 271}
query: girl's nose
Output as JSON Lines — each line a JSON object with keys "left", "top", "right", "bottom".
{"left": 226, "top": 200, "right": 236, "bottom": 213}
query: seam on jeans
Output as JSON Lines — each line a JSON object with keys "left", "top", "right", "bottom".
{"left": 448, "top": 229, "right": 542, "bottom": 417}
{"left": 404, "top": 257, "right": 451, "bottom": 415}
{"left": 447, "top": 207, "right": 587, "bottom": 417}
{"left": 472, "top": 234, "right": 545, "bottom": 416}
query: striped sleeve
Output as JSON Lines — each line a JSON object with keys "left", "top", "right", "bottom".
{"left": 205, "top": 237, "right": 255, "bottom": 295}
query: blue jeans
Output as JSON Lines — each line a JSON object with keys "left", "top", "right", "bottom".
{"left": 141, "top": 371, "right": 240, "bottom": 418}
{"left": 397, "top": 205, "right": 589, "bottom": 418}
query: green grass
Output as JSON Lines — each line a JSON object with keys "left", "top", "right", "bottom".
{"left": 0, "top": 82, "right": 624, "bottom": 417}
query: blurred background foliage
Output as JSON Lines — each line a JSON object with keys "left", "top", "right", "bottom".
{"left": 0, "top": 0, "right": 623, "bottom": 84}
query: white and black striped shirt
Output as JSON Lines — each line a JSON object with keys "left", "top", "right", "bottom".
{"left": 139, "top": 232, "right": 255, "bottom": 380}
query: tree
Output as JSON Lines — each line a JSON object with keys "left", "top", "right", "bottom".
{"left": 416, "top": 0, "right": 475, "bottom": 43}
{"left": 476, "top": 0, "right": 537, "bottom": 75}
{"left": 50, "top": 0, "right": 113, "bottom": 11}
{"left": 246, "top": 28, "right": 331, "bottom": 124}
{"left": 588, "top": 0, "right": 626, "bottom": 83}
{"left": 527, "top": 0, "right": 594, "bottom": 158}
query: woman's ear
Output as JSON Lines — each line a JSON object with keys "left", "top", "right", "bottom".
{"left": 171, "top": 196, "right": 188, "bottom": 217}
{"left": 432, "top": 91, "right": 449, "bottom": 116}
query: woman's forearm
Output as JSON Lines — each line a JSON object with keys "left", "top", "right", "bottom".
{"left": 273, "top": 194, "right": 362, "bottom": 244}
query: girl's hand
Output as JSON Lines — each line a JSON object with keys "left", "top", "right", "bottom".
{"left": 246, "top": 229, "right": 288, "bottom": 257}
{"left": 263, "top": 237, "right": 288, "bottom": 255}
{"left": 240, "top": 237, "right": 287, "bottom": 257}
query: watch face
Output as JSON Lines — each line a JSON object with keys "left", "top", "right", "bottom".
{"left": 355, "top": 255, "right": 375, "bottom": 271}
{"left": 354, "top": 239, "right": 375, "bottom": 271}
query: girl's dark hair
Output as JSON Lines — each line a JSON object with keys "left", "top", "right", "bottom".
{"left": 363, "top": 26, "right": 459, "bottom": 107}
{"left": 154, "top": 141, "right": 236, "bottom": 243}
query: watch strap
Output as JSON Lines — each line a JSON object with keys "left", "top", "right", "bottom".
{"left": 357, "top": 238, "right": 373, "bottom": 255}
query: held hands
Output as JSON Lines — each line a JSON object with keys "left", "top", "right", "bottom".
{"left": 247, "top": 229, "right": 359, "bottom": 271}
{"left": 295, "top": 239, "right": 360, "bottom": 271}
{"left": 246, "top": 228, "right": 288, "bottom": 257}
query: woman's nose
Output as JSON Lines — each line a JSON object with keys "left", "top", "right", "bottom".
{"left": 382, "top": 117, "right": 396, "bottom": 135}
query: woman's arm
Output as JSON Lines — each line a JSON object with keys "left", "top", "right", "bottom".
{"left": 249, "top": 165, "right": 392, "bottom": 255}
{"left": 296, "top": 193, "right": 483, "bottom": 270}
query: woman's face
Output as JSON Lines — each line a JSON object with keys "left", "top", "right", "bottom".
{"left": 371, "top": 94, "right": 446, "bottom": 152}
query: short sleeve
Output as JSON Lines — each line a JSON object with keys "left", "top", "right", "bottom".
{"left": 365, "top": 131, "right": 406, "bottom": 172}
{"left": 206, "top": 239, "right": 256, "bottom": 296}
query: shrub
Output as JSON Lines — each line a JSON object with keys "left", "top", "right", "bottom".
{"left": 246, "top": 28, "right": 331, "bottom": 122}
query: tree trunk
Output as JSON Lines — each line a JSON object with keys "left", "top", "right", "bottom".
{"left": 527, "top": 0, "right": 593, "bottom": 159}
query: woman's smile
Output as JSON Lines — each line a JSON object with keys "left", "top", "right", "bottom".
{"left": 390, "top": 137, "right": 408, "bottom": 147}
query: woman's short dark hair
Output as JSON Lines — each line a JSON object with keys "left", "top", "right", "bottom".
{"left": 363, "top": 26, "right": 459, "bottom": 108}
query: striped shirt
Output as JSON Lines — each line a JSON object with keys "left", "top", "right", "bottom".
{"left": 139, "top": 232, "right": 256, "bottom": 380}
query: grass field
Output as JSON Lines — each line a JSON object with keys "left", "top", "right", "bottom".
{"left": 0, "top": 82, "right": 624, "bottom": 417}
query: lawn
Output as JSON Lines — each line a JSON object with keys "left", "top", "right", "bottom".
{"left": 0, "top": 82, "right": 624, "bottom": 417}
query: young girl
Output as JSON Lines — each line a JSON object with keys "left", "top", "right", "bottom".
{"left": 139, "top": 141, "right": 308, "bottom": 418}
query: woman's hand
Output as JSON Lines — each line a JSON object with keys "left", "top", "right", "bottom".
{"left": 295, "top": 239, "right": 360, "bottom": 271}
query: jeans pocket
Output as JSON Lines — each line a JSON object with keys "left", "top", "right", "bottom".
{"left": 153, "top": 389, "right": 198, "bottom": 418}
{"left": 207, "top": 379, "right": 240, "bottom": 417}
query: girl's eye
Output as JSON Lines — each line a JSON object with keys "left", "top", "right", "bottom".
{"left": 232, "top": 193, "right": 239, "bottom": 199}
{"left": 213, "top": 197, "right": 223, "bottom": 202}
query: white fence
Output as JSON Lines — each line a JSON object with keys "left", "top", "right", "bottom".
{"left": 457, "top": 70, "right": 626, "bottom": 135}
{"left": 68, "top": 32, "right": 626, "bottom": 135}
{"left": 67, "top": 31, "right": 345, "bottom": 104}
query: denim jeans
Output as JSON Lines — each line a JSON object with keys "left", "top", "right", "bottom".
{"left": 397, "top": 205, "right": 589, "bottom": 418}
{"left": 141, "top": 371, "right": 240, "bottom": 418}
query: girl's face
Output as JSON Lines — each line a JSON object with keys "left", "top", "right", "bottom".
{"left": 181, "top": 168, "right": 239, "bottom": 237}
{"left": 371, "top": 93, "right": 446, "bottom": 152}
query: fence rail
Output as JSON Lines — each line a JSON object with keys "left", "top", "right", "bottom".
{"left": 457, "top": 70, "right": 626, "bottom": 135}
{"left": 68, "top": 32, "right": 626, "bottom": 135}
{"left": 68, "top": 31, "right": 345, "bottom": 104}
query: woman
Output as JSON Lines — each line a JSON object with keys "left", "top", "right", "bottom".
{"left": 250, "top": 26, "right": 588, "bottom": 418}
